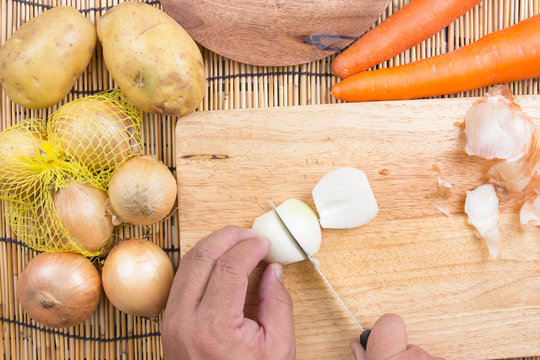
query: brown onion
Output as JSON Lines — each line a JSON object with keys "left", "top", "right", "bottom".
{"left": 54, "top": 181, "right": 114, "bottom": 252}
{"left": 108, "top": 156, "right": 176, "bottom": 225}
{"left": 101, "top": 239, "right": 174, "bottom": 319}
{"left": 17, "top": 252, "right": 101, "bottom": 328}
{"left": 48, "top": 98, "right": 142, "bottom": 172}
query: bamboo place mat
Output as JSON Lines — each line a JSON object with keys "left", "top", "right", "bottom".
{"left": 1, "top": 0, "right": 539, "bottom": 359}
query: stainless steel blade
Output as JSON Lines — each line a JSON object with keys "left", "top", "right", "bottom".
{"left": 269, "top": 200, "right": 364, "bottom": 331}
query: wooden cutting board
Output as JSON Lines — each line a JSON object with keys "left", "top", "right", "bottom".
{"left": 176, "top": 98, "right": 540, "bottom": 360}
{"left": 159, "top": 0, "right": 391, "bottom": 66}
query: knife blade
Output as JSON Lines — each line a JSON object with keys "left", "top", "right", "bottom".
{"left": 269, "top": 200, "right": 365, "bottom": 332}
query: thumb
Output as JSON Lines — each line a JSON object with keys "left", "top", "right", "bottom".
{"left": 366, "top": 313, "right": 408, "bottom": 360}
{"left": 257, "top": 263, "right": 295, "bottom": 343}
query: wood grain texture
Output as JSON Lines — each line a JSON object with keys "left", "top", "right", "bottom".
{"left": 176, "top": 97, "right": 540, "bottom": 360}
{"left": 159, "top": 0, "right": 392, "bottom": 66}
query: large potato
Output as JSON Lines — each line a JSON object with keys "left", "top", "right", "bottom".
{"left": 97, "top": 2, "right": 205, "bottom": 116}
{"left": 0, "top": 7, "right": 96, "bottom": 109}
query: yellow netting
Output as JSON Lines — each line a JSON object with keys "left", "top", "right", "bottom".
{"left": 0, "top": 90, "right": 142, "bottom": 257}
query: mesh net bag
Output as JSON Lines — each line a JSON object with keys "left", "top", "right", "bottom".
{"left": 48, "top": 89, "right": 143, "bottom": 187}
{"left": 0, "top": 90, "right": 143, "bottom": 257}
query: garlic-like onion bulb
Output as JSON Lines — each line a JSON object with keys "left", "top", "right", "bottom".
{"left": 54, "top": 181, "right": 114, "bottom": 252}
{"left": 107, "top": 156, "right": 177, "bottom": 226}
{"left": 17, "top": 252, "right": 101, "bottom": 328}
{"left": 101, "top": 239, "right": 174, "bottom": 319}
{"left": 252, "top": 199, "right": 321, "bottom": 265}
{"left": 464, "top": 184, "right": 501, "bottom": 259}
{"left": 464, "top": 85, "right": 535, "bottom": 160}
{"left": 520, "top": 176, "right": 540, "bottom": 231}
{"left": 312, "top": 167, "right": 378, "bottom": 229}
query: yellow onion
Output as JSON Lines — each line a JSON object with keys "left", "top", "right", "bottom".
{"left": 108, "top": 156, "right": 177, "bottom": 225}
{"left": 0, "top": 125, "right": 45, "bottom": 196}
{"left": 48, "top": 98, "right": 142, "bottom": 172}
{"left": 54, "top": 181, "right": 114, "bottom": 252}
{"left": 101, "top": 239, "right": 174, "bottom": 319}
{"left": 17, "top": 252, "right": 101, "bottom": 328}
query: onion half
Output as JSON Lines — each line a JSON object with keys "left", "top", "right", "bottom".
{"left": 312, "top": 167, "right": 378, "bottom": 229}
{"left": 17, "top": 252, "right": 101, "bottom": 328}
{"left": 252, "top": 199, "right": 321, "bottom": 265}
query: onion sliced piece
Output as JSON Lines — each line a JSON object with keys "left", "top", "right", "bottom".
{"left": 312, "top": 167, "right": 378, "bottom": 229}
{"left": 520, "top": 176, "right": 540, "bottom": 231}
{"left": 464, "top": 184, "right": 501, "bottom": 259}
{"left": 252, "top": 199, "right": 321, "bottom": 265}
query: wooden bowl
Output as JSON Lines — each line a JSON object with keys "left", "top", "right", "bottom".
{"left": 159, "top": 0, "right": 392, "bottom": 66}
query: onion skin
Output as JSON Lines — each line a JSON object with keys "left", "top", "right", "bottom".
{"left": 48, "top": 98, "right": 142, "bottom": 172}
{"left": 17, "top": 252, "right": 101, "bottom": 328}
{"left": 108, "top": 156, "right": 177, "bottom": 225}
{"left": 101, "top": 239, "right": 174, "bottom": 319}
{"left": 54, "top": 182, "right": 114, "bottom": 252}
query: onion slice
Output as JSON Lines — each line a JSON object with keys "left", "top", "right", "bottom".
{"left": 312, "top": 167, "right": 378, "bottom": 229}
{"left": 464, "top": 184, "right": 501, "bottom": 259}
{"left": 520, "top": 176, "right": 540, "bottom": 231}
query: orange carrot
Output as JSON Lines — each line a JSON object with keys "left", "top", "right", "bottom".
{"left": 332, "top": 14, "right": 540, "bottom": 102}
{"left": 332, "top": 0, "right": 482, "bottom": 79}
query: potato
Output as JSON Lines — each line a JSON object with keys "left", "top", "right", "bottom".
{"left": 97, "top": 1, "right": 205, "bottom": 116}
{"left": 0, "top": 7, "right": 97, "bottom": 109}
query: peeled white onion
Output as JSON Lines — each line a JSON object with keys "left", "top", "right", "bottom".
{"left": 54, "top": 181, "right": 114, "bottom": 252}
{"left": 17, "top": 252, "right": 101, "bottom": 328}
{"left": 312, "top": 167, "right": 378, "bottom": 229}
{"left": 101, "top": 238, "right": 174, "bottom": 319}
{"left": 252, "top": 199, "right": 321, "bottom": 265}
{"left": 464, "top": 184, "right": 501, "bottom": 259}
{"left": 107, "top": 156, "right": 177, "bottom": 226}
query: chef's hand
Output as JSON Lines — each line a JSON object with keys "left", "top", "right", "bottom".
{"left": 161, "top": 225, "right": 295, "bottom": 360}
{"left": 350, "top": 314, "right": 444, "bottom": 360}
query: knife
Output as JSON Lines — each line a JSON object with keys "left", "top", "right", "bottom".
{"left": 270, "top": 201, "right": 371, "bottom": 349}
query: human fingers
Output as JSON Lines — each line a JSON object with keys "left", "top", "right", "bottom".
{"left": 366, "top": 313, "right": 408, "bottom": 360}
{"left": 350, "top": 340, "right": 367, "bottom": 360}
{"left": 392, "top": 345, "right": 445, "bottom": 360}
{"left": 167, "top": 225, "right": 258, "bottom": 311}
{"left": 257, "top": 263, "right": 295, "bottom": 358}
{"left": 198, "top": 236, "right": 271, "bottom": 327}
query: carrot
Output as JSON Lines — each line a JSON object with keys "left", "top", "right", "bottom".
{"left": 332, "top": 14, "right": 540, "bottom": 102}
{"left": 332, "top": 0, "right": 482, "bottom": 79}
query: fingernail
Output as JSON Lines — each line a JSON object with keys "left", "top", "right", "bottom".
{"left": 272, "top": 263, "right": 283, "bottom": 282}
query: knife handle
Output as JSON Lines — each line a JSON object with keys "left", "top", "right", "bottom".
{"left": 360, "top": 329, "right": 371, "bottom": 350}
